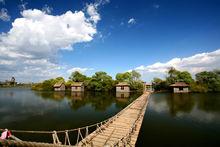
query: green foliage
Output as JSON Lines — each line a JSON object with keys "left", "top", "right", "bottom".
{"left": 190, "top": 82, "right": 208, "bottom": 93}
{"left": 65, "top": 80, "right": 74, "bottom": 89}
{"left": 87, "top": 71, "right": 115, "bottom": 91}
{"left": 195, "top": 71, "right": 220, "bottom": 92}
{"left": 166, "top": 67, "right": 180, "bottom": 85}
{"left": 69, "top": 71, "right": 87, "bottom": 82}
{"left": 177, "top": 71, "right": 194, "bottom": 84}
{"left": 131, "top": 70, "right": 141, "bottom": 81}
{"left": 32, "top": 77, "right": 65, "bottom": 91}
{"left": 116, "top": 70, "right": 143, "bottom": 91}
{"left": 129, "top": 81, "right": 143, "bottom": 91}
{"left": 152, "top": 67, "right": 220, "bottom": 93}
{"left": 154, "top": 67, "right": 193, "bottom": 91}
{"left": 116, "top": 72, "right": 132, "bottom": 82}
{"left": 166, "top": 67, "right": 193, "bottom": 84}
{"left": 152, "top": 78, "right": 169, "bottom": 91}
{"left": 31, "top": 83, "right": 43, "bottom": 90}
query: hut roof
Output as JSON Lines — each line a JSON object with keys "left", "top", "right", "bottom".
{"left": 170, "top": 82, "right": 189, "bottom": 87}
{"left": 71, "top": 82, "right": 84, "bottom": 87}
{"left": 116, "top": 82, "right": 129, "bottom": 86}
{"left": 145, "top": 83, "right": 152, "bottom": 86}
{"left": 54, "top": 82, "right": 64, "bottom": 88}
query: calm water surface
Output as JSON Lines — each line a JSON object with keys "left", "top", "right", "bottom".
{"left": 137, "top": 93, "right": 220, "bottom": 147}
{"left": 0, "top": 88, "right": 141, "bottom": 144}
{"left": 1, "top": 88, "right": 220, "bottom": 146}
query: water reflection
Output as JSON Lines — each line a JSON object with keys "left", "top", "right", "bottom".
{"left": 71, "top": 92, "right": 84, "bottom": 100}
{"left": 197, "top": 94, "right": 220, "bottom": 112}
{"left": 149, "top": 93, "right": 220, "bottom": 122}
{"left": 116, "top": 92, "right": 130, "bottom": 98}
{"left": 0, "top": 88, "right": 141, "bottom": 132}
{"left": 68, "top": 92, "right": 85, "bottom": 110}
{"left": 167, "top": 93, "right": 195, "bottom": 116}
{"left": 34, "top": 90, "right": 141, "bottom": 111}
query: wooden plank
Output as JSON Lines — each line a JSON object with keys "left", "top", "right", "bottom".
{"left": 78, "top": 92, "right": 150, "bottom": 147}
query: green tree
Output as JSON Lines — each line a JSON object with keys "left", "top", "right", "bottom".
{"left": 196, "top": 71, "right": 220, "bottom": 92}
{"left": 129, "top": 81, "right": 143, "bottom": 91}
{"left": 69, "top": 71, "right": 87, "bottom": 82}
{"left": 166, "top": 67, "right": 180, "bottom": 85}
{"left": 166, "top": 67, "right": 193, "bottom": 84}
{"left": 54, "top": 77, "right": 65, "bottom": 83}
{"left": 131, "top": 70, "right": 141, "bottom": 81}
{"left": 116, "top": 72, "right": 132, "bottom": 82}
{"left": 87, "top": 71, "right": 114, "bottom": 91}
{"left": 177, "top": 71, "right": 194, "bottom": 84}
{"left": 65, "top": 80, "right": 74, "bottom": 89}
{"left": 190, "top": 82, "right": 208, "bottom": 93}
{"left": 152, "top": 78, "right": 168, "bottom": 91}
{"left": 32, "top": 77, "right": 65, "bottom": 91}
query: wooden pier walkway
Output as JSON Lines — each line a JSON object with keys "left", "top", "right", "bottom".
{"left": 0, "top": 92, "right": 150, "bottom": 147}
{"left": 78, "top": 92, "right": 150, "bottom": 146}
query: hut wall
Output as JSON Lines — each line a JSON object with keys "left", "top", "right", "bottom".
{"left": 116, "top": 86, "right": 130, "bottom": 92}
{"left": 71, "top": 86, "right": 84, "bottom": 92}
{"left": 173, "top": 87, "right": 189, "bottom": 93}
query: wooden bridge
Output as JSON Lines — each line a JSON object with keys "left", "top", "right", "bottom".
{"left": 0, "top": 92, "right": 150, "bottom": 147}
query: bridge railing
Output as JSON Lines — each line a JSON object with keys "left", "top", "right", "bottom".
{"left": 0, "top": 92, "right": 149, "bottom": 146}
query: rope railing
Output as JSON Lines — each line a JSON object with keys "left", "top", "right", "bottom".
{"left": 79, "top": 93, "right": 149, "bottom": 146}
{"left": 0, "top": 92, "right": 149, "bottom": 146}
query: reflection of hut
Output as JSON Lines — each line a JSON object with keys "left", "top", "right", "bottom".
{"left": 116, "top": 92, "right": 130, "bottom": 98}
{"left": 116, "top": 82, "right": 130, "bottom": 92}
{"left": 53, "top": 92, "right": 65, "bottom": 100}
{"left": 170, "top": 82, "right": 189, "bottom": 93}
{"left": 145, "top": 83, "right": 153, "bottom": 91}
{"left": 54, "top": 82, "right": 65, "bottom": 91}
{"left": 71, "top": 82, "right": 84, "bottom": 92}
{"left": 71, "top": 92, "right": 84, "bottom": 100}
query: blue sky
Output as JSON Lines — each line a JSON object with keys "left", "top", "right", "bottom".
{"left": 0, "top": 0, "right": 220, "bottom": 82}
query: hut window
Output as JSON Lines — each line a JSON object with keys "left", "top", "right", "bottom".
{"left": 179, "top": 87, "right": 183, "bottom": 90}
{"left": 75, "top": 87, "right": 77, "bottom": 89}
{"left": 121, "top": 86, "right": 124, "bottom": 90}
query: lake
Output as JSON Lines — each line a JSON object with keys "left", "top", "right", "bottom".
{"left": 0, "top": 88, "right": 141, "bottom": 144}
{"left": 137, "top": 92, "right": 220, "bottom": 147}
{"left": 0, "top": 88, "right": 220, "bottom": 146}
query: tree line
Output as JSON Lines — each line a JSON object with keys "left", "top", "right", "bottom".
{"left": 153, "top": 67, "right": 220, "bottom": 92}
{"left": 31, "top": 70, "right": 144, "bottom": 91}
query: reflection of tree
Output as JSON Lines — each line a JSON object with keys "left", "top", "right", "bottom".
{"left": 115, "top": 92, "right": 142, "bottom": 109}
{"left": 68, "top": 92, "right": 114, "bottom": 111}
{"left": 197, "top": 93, "right": 220, "bottom": 112}
{"left": 68, "top": 92, "right": 86, "bottom": 110}
{"left": 34, "top": 91, "right": 65, "bottom": 101}
{"left": 34, "top": 91, "right": 142, "bottom": 112}
{"left": 167, "top": 93, "right": 195, "bottom": 116}
{"left": 88, "top": 92, "right": 115, "bottom": 111}
{"left": 69, "top": 99, "right": 87, "bottom": 110}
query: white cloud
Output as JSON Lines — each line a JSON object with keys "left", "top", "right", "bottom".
{"left": 42, "top": 4, "right": 53, "bottom": 14}
{"left": 0, "top": 8, "right": 100, "bottom": 82}
{"left": 67, "top": 67, "right": 94, "bottom": 74}
{"left": 86, "top": 4, "right": 100, "bottom": 24}
{"left": 85, "top": 0, "right": 110, "bottom": 24}
{"left": 134, "top": 49, "right": 220, "bottom": 82}
{"left": 0, "top": 8, "right": 10, "bottom": 21}
{"left": 128, "top": 18, "right": 136, "bottom": 25}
